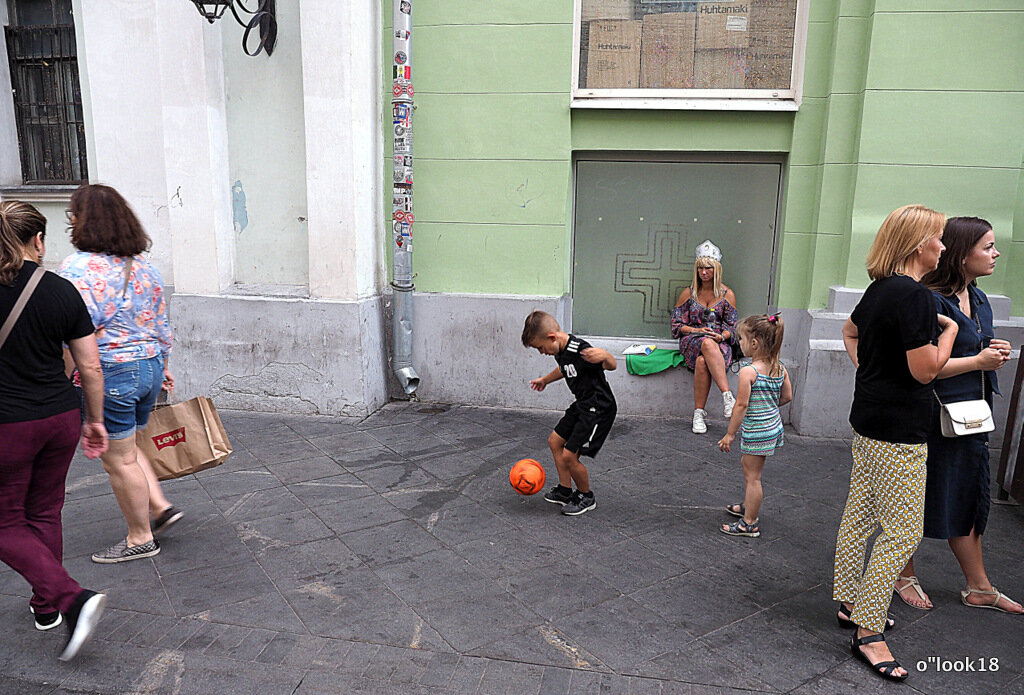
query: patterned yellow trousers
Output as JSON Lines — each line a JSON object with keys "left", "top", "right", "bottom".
{"left": 832, "top": 433, "right": 927, "bottom": 632}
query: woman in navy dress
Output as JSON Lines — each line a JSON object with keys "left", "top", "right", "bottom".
{"left": 894, "top": 216, "right": 1020, "bottom": 614}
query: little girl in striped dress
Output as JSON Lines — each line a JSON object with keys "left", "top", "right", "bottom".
{"left": 717, "top": 314, "right": 792, "bottom": 538}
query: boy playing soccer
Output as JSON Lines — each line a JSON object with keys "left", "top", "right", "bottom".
{"left": 521, "top": 311, "right": 617, "bottom": 516}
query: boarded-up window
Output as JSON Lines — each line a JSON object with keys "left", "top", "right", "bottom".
{"left": 576, "top": 0, "right": 801, "bottom": 98}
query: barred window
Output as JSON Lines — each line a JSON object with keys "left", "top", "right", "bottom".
{"left": 573, "top": 0, "right": 806, "bottom": 110}
{"left": 4, "top": 0, "right": 87, "bottom": 183}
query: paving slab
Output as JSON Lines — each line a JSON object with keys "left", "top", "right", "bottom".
{"left": 1, "top": 402, "right": 1022, "bottom": 694}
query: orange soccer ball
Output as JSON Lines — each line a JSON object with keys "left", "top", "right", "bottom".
{"left": 509, "top": 458, "right": 545, "bottom": 495}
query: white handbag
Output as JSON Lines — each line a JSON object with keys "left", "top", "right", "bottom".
{"left": 935, "top": 310, "right": 995, "bottom": 438}
{"left": 937, "top": 398, "right": 994, "bottom": 438}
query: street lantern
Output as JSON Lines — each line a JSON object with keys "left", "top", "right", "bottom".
{"left": 189, "top": 1, "right": 232, "bottom": 23}
{"left": 187, "top": 0, "right": 277, "bottom": 57}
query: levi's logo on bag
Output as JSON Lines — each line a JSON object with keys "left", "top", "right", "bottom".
{"left": 152, "top": 427, "right": 186, "bottom": 450}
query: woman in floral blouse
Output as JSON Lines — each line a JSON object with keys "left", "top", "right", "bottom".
{"left": 59, "top": 184, "right": 182, "bottom": 564}
{"left": 670, "top": 240, "right": 738, "bottom": 434}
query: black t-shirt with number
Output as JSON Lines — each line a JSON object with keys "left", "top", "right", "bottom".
{"left": 0, "top": 261, "right": 95, "bottom": 424}
{"left": 849, "top": 274, "right": 940, "bottom": 444}
{"left": 554, "top": 335, "right": 616, "bottom": 414}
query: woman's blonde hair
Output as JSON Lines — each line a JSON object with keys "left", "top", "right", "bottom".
{"left": 865, "top": 204, "right": 946, "bottom": 281}
{"left": 689, "top": 258, "right": 724, "bottom": 299}
{"left": 0, "top": 200, "right": 46, "bottom": 286}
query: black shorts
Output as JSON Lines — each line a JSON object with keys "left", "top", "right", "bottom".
{"left": 554, "top": 404, "right": 616, "bottom": 458}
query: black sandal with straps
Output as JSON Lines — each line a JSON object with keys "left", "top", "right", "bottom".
{"left": 837, "top": 603, "right": 895, "bottom": 630}
{"left": 851, "top": 632, "right": 908, "bottom": 682}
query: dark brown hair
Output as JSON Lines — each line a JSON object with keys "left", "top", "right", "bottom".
{"left": 737, "top": 313, "right": 785, "bottom": 377}
{"left": 0, "top": 200, "right": 46, "bottom": 286}
{"left": 521, "top": 310, "right": 560, "bottom": 347}
{"left": 922, "top": 216, "right": 992, "bottom": 296}
{"left": 69, "top": 184, "right": 151, "bottom": 257}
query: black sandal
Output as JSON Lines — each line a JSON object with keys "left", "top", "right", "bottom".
{"left": 720, "top": 518, "right": 760, "bottom": 537}
{"left": 851, "top": 632, "right": 908, "bottom": 682}
{"left": 837, "top": 603, "right": 895, "bottom": 630}
{"left": 725, "top": 503, "right": 745, "bottom": 518}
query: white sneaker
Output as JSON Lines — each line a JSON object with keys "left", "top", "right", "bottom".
{"left": 722, "top": 391, "right": 736, "bottom": 418}
{"left": 692, "top": 408, "right": 707, "bottom": 434}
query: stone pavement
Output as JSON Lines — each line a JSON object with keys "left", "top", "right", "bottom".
{"left": 1, "top": 401, "right": 1023, "bottom": 695}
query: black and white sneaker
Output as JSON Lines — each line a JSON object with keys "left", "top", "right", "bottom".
{"left": 561, "top": 491, "right": 596, "bottom": 516}
{"left": 30, "top": 605, "right": 62, "bottom": 631}
{"left": 151, "top": 506, "right": 183, "bottom": 537}
{"left": 91, "top": 538, "right": 160, "bottom": 564}
{"left": 543, "top": 485, "right": 574, "bottom": 506}
{"left": 59, "top": 590, "right": 106, "bottom": 661}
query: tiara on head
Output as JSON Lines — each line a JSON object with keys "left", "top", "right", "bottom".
{"left": 695, "top": 239, "right": 722, "bottom": 263}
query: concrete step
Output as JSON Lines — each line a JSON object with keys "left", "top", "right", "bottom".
{"left": 807, "top": 311, "right": 848, "bottom": 341}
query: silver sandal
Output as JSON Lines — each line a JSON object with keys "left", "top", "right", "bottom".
{"left": 893, "top": 575, "right": 931, "bottom": 611}
{"left": 960, "top": 587, "right": 1023, "bottom": 614}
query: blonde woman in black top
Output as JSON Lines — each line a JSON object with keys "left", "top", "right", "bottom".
{"left": 833, "top": 204, "right": 958, "bottom": 682}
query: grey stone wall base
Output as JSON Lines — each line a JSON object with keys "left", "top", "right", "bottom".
{"left": 169, "top": 293, "right": 388, "bottom": 417}
{"left": 408, "top": 293, "right": 796, "bottom": 422}
{"left": 788, "top": 332, "right": 856, "bottom": 438}
{"left": 402, "top": 293, "right": 571, "bottom": 409}
{"left": 166, "top": 290, "right": 1022, "bottom": 438}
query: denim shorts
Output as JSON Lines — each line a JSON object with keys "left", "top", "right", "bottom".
{"left": 102, "top": 356, "right": 164, "bottom": 440}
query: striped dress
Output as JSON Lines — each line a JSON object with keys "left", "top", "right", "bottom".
{"left": 740, "top": 366, "right": 785, "bottom": 456}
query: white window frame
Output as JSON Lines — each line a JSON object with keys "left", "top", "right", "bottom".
{"left": 571, "top": 0, "right": 810, "bottom": 111}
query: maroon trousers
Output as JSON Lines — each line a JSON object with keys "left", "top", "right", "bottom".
{"left": 0, "top": 409, "right": 82, "bottom": 614}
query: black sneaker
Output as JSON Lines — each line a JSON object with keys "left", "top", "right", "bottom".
{"left": 562, "top": 491, "right": 596, "bottom": 516}
{"left": 59, "top": 589, "right": 106, "bottom": 661}
{"left": 151, "top": 506, "right": 183, "bottom": 537}
{"left": 30, "top": 605, "right": 62, "bottom": 631}
{"left": 543, "top": 485, "right": 574, "bottom": 506}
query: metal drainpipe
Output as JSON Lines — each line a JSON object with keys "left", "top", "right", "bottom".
{"left": 390, "top": 0, "right": 419, "bottom": 396}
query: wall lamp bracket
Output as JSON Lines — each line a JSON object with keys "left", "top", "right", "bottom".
{"left": 189, "top": 0, "right": 277, "bottom": 57}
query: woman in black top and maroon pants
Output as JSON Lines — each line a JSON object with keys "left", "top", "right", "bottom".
{"left": 0, "top": 201, "right": 109, "bottom": 661}
{"left": 832, "top": 205, "right": 958, "bottom": 682}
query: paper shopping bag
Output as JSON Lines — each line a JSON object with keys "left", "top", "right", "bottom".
{"left": 136, "top": 396, "right": 233, "bottom": 481}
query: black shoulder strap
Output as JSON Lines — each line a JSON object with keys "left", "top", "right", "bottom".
{"left": 0, "top": 266, "right": 46, "bottom": 351}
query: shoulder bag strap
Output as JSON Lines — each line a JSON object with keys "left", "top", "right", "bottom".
{"left": 973, "top": 303, "right": 986, "bottom": 401}
{"left": 934, "top": 306, "right": 988, "bottom": 407}
{"left": 0, "top": 266, "right": 46, "bottom": 351}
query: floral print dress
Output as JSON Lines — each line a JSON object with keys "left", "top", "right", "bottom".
{"left": 58, "top": 252, "right": 172, "bottom": 364}
{"left": 670, "top": 296, "right": 738, "bottom": 371}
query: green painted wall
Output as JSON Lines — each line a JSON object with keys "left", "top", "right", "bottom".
{"left": 789, "top": 1, "right": 1024, "bottom": 310}
{"left": 384, "top": 1, "right": 1024, "bottom": 315}
{"left": 383, "top": 3, "right": 572, "bottom": 296}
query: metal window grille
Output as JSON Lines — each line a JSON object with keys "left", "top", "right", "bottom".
{"left": 4, "top": 22, "right": 87, "bottom": 183}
